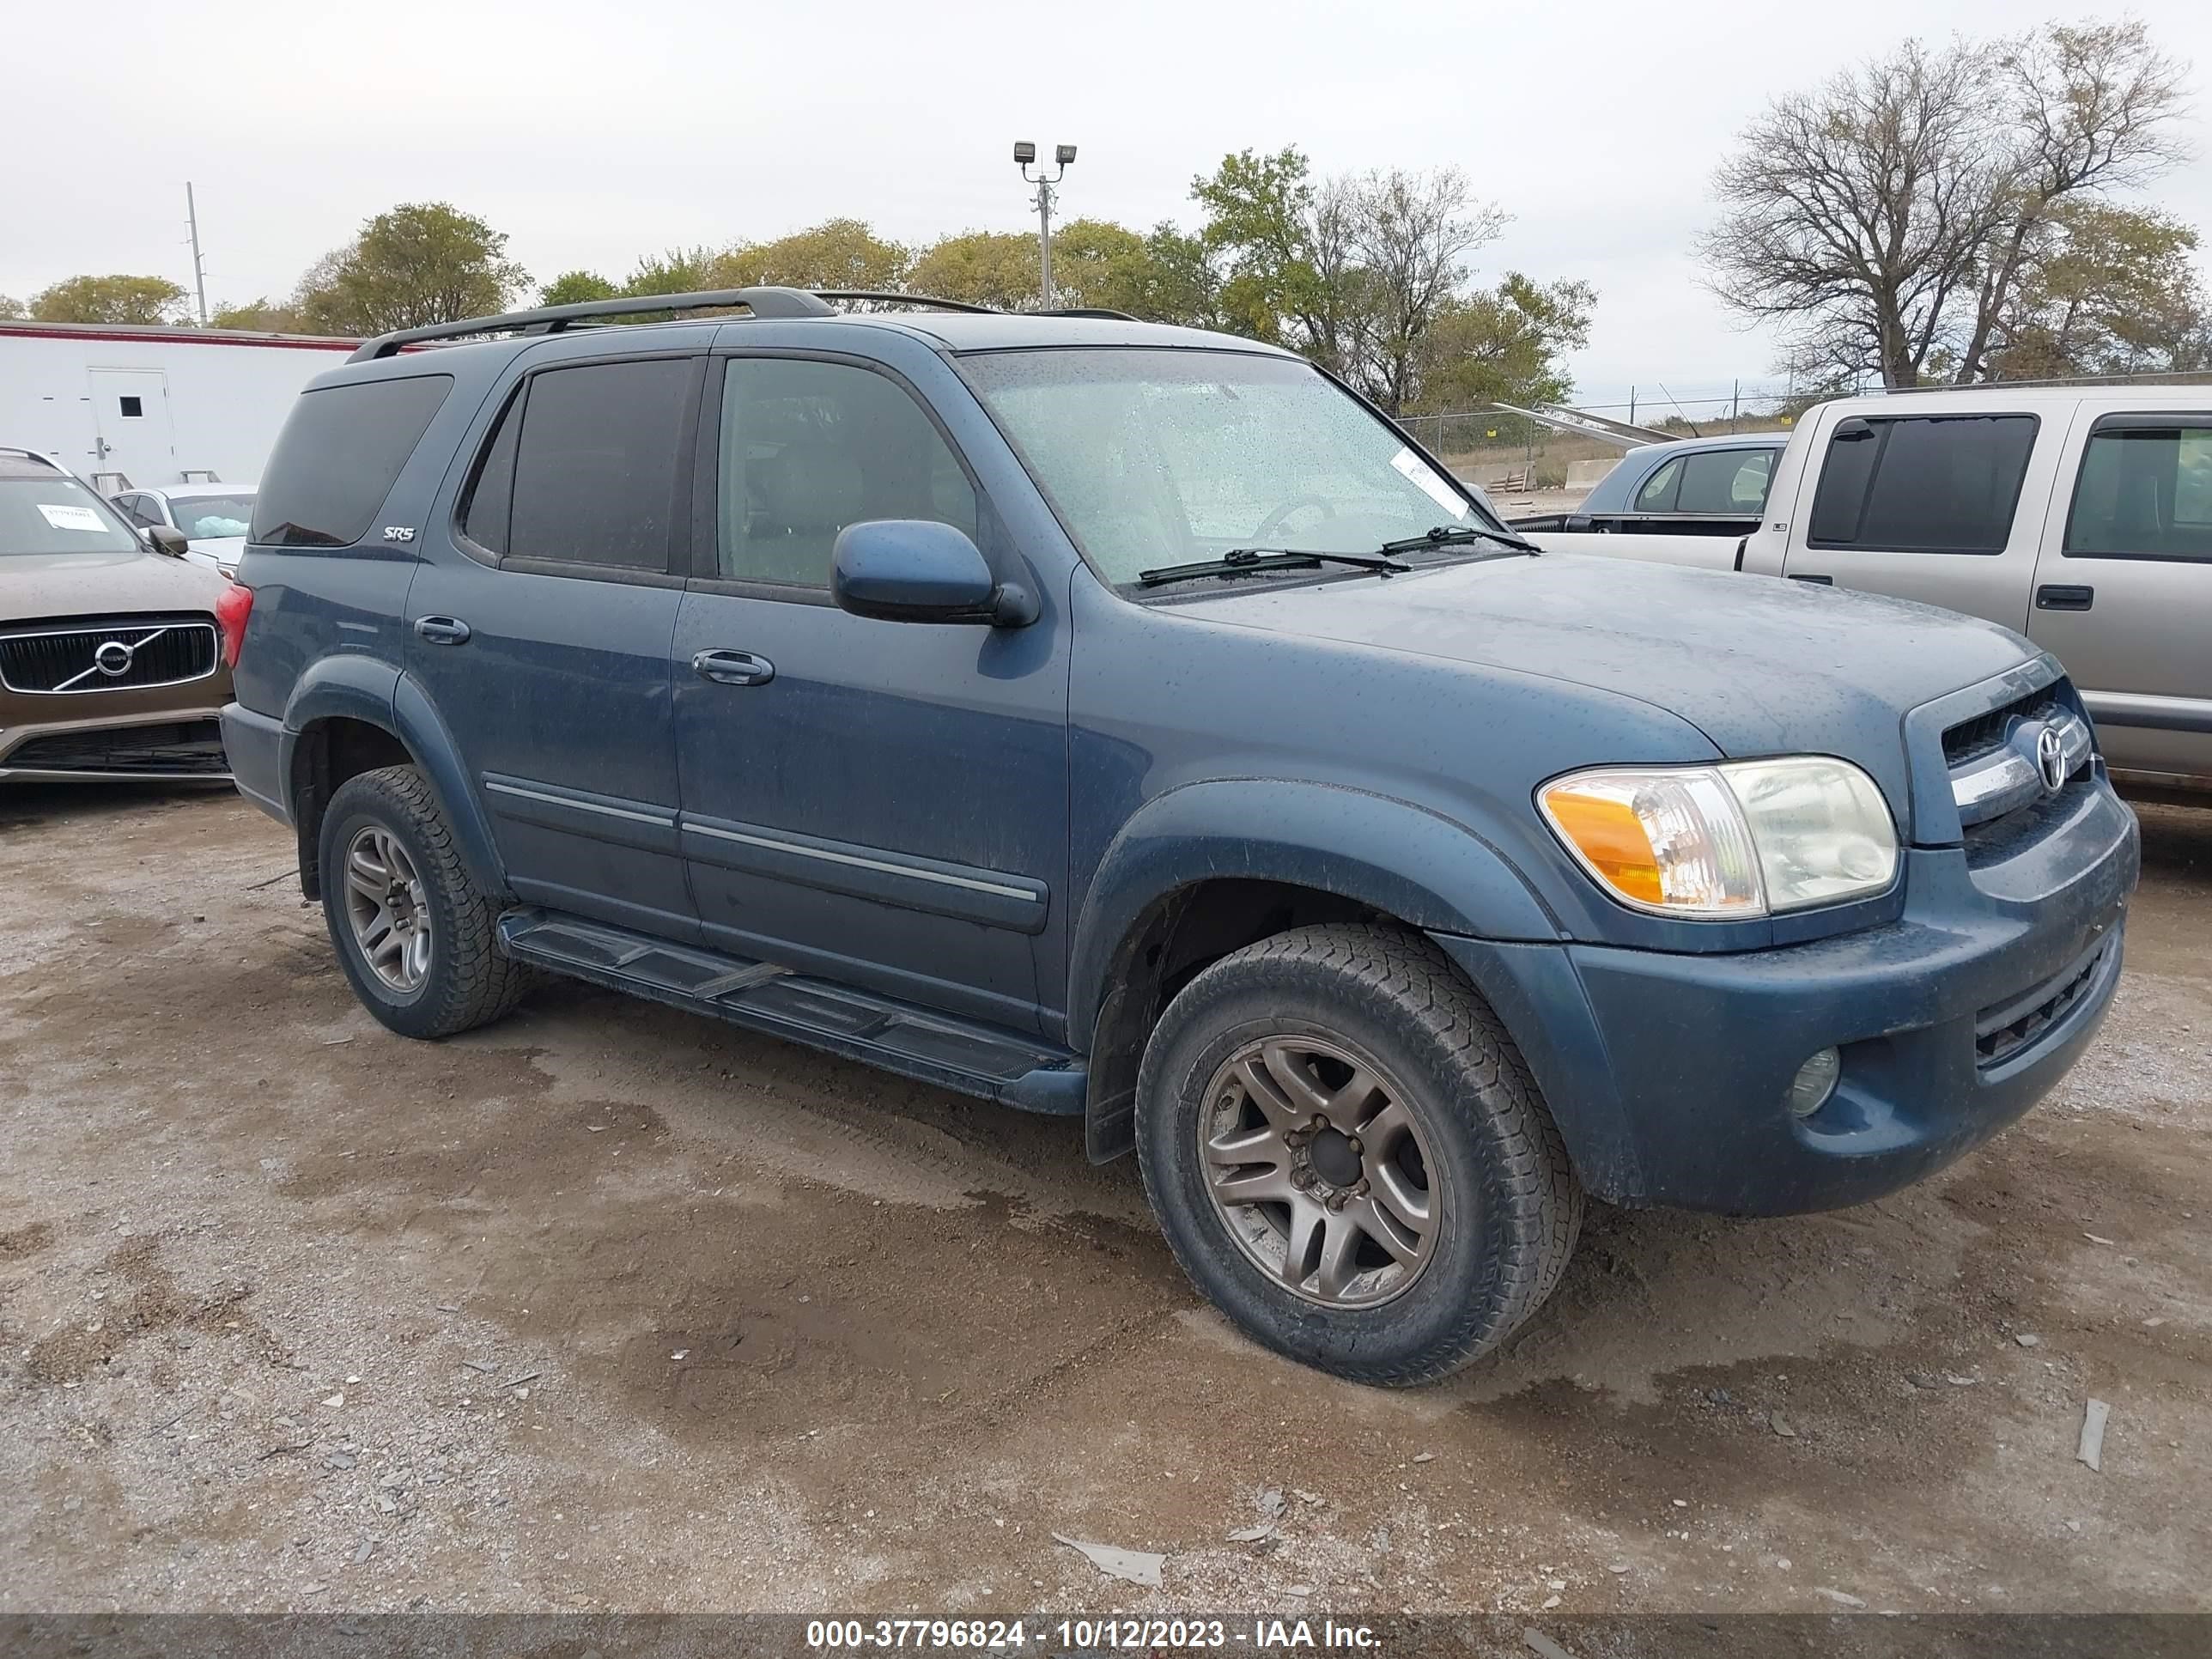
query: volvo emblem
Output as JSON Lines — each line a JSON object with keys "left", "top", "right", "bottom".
{"left": 2035, "top": 725, "right": 2068, "bottom": 793}
{"left": 93, "top": 639, "right": 136, "bottom": 678}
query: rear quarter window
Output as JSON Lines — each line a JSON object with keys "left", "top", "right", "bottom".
{"left": 251, "top": 374, "right": 453, "bottom": 548}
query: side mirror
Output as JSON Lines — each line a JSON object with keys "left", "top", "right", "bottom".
{"left": 830, "top": 520, "right": 1036, "bottom": 627}
{"left": 147, "top": 524, "right": 190, "bottom": 557}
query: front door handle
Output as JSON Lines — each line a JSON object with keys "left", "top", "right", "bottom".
{"left": 691, "top": 648, "right": 775, "bottom": 687}
{"left": 2037, "top": 583, "right": 2095, "bottom": 611}
{"left": 1790, "top": 573, "right": 1834, "bottom": 586}
{"left": 413, "top": 615, "right": 472, "bottom": 645}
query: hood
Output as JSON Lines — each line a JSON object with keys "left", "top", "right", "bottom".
{"left": 1, "top": 547, "right": 233, "bottom": 623}
{"left": 1176, "top": 550, "right": 2036, "bottom": 763}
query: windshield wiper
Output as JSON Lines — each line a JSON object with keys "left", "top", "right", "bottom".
{"left": 1135, "top": 546, "right": 1411, "bottom": 588}
{"left": 1377, "top": 523, "right": 1543, "bottom": 558}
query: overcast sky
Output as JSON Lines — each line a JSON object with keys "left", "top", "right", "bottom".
{"left": 5, "top": 0, "right": 2209, "bottom": 412}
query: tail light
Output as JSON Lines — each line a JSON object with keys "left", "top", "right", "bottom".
{"left": 214, "top": 581, "right": 254, "bottom": 669}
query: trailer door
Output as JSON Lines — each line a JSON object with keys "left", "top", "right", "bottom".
{"left": 86, "top": 367, "right": 178, "bottom": 489}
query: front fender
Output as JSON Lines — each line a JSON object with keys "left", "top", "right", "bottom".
{"left": 1066, "top": 777, "right": 1563, "bottom": 1044}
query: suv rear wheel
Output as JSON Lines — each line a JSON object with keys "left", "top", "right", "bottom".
{"left": 318, "top": 764, "right": 526, "bottom": 1039}
{"left": 1135, "top": 923, "right": 1582, "bottom": 1385}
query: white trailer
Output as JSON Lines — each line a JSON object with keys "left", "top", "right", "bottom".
{"left": 0, "top": 320, "right": 356, "bottom": 490}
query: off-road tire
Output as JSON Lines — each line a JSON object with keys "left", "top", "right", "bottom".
{"left": 1135, "top": 923, "right": 1583, "bottom": 1385}
{"left": 319, "top": 764, "right": 527, "bottom": 1040}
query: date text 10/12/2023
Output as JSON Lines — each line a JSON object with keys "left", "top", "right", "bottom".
{"left": 805, "top": 1618, "right": 1385, "bottom": 1650}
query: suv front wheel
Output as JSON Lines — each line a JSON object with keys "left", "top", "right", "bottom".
{"left": 1135, "top": 923, "right": 1583, "bottom": 1385}
{"left": 318, "top": 764, "right": 527, "bottom": 1039}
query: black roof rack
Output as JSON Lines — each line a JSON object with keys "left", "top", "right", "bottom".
{"left": 347, "top": 286, "right": 1150, "bottom": 362}
{"left": 813, "top": 290, "right": 997, "bottom": 314}
{"left": 817, "top": 295, "right": 1139, "bottom": 322}
{"left": 348, "top": 286, "right": 836, "bottom": 362}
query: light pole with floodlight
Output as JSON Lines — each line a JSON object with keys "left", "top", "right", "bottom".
{"left": 1013, "top": 141, "right": 1076, "bottom": 307}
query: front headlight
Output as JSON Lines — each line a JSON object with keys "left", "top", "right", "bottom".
{"left": 1539, "top": 757, "right": 1898, "bottom": 918}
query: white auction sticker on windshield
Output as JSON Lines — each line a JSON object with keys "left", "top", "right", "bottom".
{"left": 1390, "top": 447, "right": 1470, "bottom": 520}
{"left": 38, "top": 502, "right": 106, "bottom": 532}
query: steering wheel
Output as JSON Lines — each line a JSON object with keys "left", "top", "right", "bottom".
{"left": 1253, "top": 494, "right": 1339, "bottom": 544}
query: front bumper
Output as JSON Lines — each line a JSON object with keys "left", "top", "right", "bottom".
{"left": 1434, "top": 775, "right": 2140, "bottom": 1216}
{"left": 0, "top": 708, "right": 230, "bottom": 783}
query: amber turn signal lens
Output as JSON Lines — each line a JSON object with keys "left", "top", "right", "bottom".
{"left": 1537, "top": 767, "right": 1766, "bottom": 916}
{"left": 1540, "top": 788, "right": 1664, "bottom": 905}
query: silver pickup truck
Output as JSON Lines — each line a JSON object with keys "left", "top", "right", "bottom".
{"left": 1527, "top": 386, "right": 2211, "bottom": 796}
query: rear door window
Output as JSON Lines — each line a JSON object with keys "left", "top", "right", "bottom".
{"left": 1808, "top": 414, "right": 2038, "bottom": 554}
{"left": 2063, "top": 416, "right": 2212, "bottom": 562}
{"left": 252, "top": 374, "right": 453, "bottom": 548}
{"left": 502, "top": 357, "right": 695, "bottom": 572}
{"left": 1675, "top": 447, "right": 1775, "bottom": 515}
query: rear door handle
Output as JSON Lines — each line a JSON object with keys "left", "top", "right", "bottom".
{"left": 691, "top": 648, "right": 775, "bottom": 687}
{"left": 2036, "top": 583, "right": 2094, "bottom": 611}
{"left": 1790, "top": 573, "right": 1834, "bottom": 586}
{"left": 413, "top": 615, "right": 471, "bottom": 645}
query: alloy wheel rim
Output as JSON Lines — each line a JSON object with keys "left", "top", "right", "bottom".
{"left": 1197, "top": 1034, "right": 1446, "bottom": 1308}
{"left": 342, "top": 825, "right": 433, "bottom": 994}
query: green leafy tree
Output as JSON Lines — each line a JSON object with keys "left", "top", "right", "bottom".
{"left": 710, "top": 219, "right": 911, "bottom": 293}
{"left": 540, "top": 270, "right": 620, "bottom": 307}
{"left": 293, "top": 204, "right": 529, "bottom": 336}
{"left": 1192, "top": 145, "right": 1550, "bottom": 414}
{"left": 209, "top": 297, "right": 307, "bottom": 332}
{"left": 1986, "top": 202, "right": 2210, "bottom": 379}
{"left": 0, "top": 294, "right": 24, "bottom": 319}
{"left": 1191, "top": 147, "right": 1354, "bottom": 366}
{"left": 907, "top": 229, "right": 1042, "bottom": 309}
{"left": 1050, "top": 220, "right": 1219, "bottom": 325}
{"left": 623, "top": 247, "right": 720, "bottom": 297}
{"left": 1410, "top": 276, "right": 1596, "bottom": 412}
{"left": 29, "top": 274, "right": 191, "bottom": 325}
{"left": 601, "top": 248, "right": 724, "bottom": 324}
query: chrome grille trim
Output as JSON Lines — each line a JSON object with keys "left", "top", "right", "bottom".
{"left": 1948, "top": 711, "right": 2094, "bottom": 827}
{"left": 0, "top": 620, "right": 219, "bottom": 696}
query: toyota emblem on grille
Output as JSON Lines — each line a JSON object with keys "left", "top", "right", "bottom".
{"left": 2035, "top": 725, "right": 2068, "bottom": 793}
{"left": 93, "top": 639, "right": 137, "bottom": 678}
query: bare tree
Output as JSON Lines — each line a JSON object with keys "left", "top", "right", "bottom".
{"left": 1345, "top": 168, "right": 1509, "bottom": 411}
{"left": 1193, "top": 148, "right": 1572, "bottom": 412}
{"left": 1700, "top": 40, "right": 2011, "bottom": 386}
{"left": 1701, "top": 20, "right": 2190, "bottom": 387}
{"left": 1955, "top": 20, "right": 2192, "bottom": 380}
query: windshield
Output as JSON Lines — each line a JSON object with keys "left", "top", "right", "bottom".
{"left": 169, "top": 493, "right": 257, "bottom": 539}
{"left": 0, "top": 459, "right": 142, "bottom": 556}
{"left": 960, "top": 348, "right": 1497, "bottom": 586}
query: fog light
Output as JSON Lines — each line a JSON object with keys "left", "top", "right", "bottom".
{"left": 1786, "top": 1048, "right": 1841, "bottom": 1118}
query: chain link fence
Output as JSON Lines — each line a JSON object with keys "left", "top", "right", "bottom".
{"left": 1401, "top": 368, "right": 2212, "bottom": 499}
{"left": 1399, "top": 384, "right": 1798, "bottom": 497}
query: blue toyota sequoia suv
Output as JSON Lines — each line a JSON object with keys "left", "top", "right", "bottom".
{"left": 222, "top": 289, "right": 2139, "bottom": 1383}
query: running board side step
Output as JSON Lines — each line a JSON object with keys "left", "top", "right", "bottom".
{"left": 496, "top": 908, "right": 1086, "bottom": 1115}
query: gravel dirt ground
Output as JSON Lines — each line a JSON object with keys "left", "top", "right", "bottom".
{"left": 2, "top": 784, "right": 2206, "bottom": 1619}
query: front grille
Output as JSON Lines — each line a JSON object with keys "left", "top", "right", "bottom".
{"left": 1944, "top": 689, "right": 2064, "bottom": 769}
{"left": 2, "top": 719, "right": 228, "bottom": 776}
{"left": 1975, "top": 936, "right": 2113, "bottom": 1070}
{"left": 0, "top": 617, "right": 218, "bottom": 694}
{"left": 1941, "top": 678, "right": 2094, "bottom": 860}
